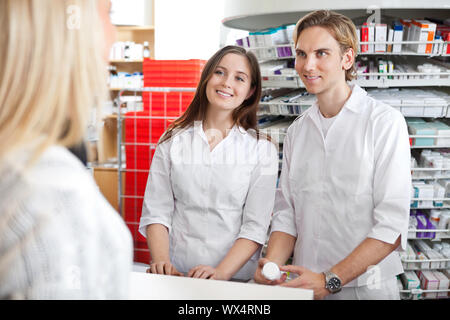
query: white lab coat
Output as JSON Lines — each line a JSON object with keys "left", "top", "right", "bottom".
{"left": 139, "top": 122, "right": 278, "bottom": 280}
{"left": 271, "top": 84, "right": 411, "bottom": 287}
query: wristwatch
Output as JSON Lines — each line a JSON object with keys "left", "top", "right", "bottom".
{"left": 323, "top": 270, "right": 342, "bottom": 294}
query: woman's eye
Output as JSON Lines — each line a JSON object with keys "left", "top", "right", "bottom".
{"left": 236, "top": 76, "right": 244, "bottom": 82}
{"left": 215, "top": 70, "right": 224, "bottom": 75}
{"left": 317, "top": 51, "right": 326, "bottom": 57}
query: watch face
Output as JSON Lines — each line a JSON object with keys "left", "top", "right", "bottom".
{"left": 328, "top": 277, "right": 341, "bottom": 290}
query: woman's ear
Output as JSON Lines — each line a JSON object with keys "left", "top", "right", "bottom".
{"left": 245, "top": 86, "right": 256, "bottom": 100}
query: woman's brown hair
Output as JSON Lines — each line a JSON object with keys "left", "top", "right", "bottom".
{"left": 159, "top": 45, "right": 265, "bottom": 144}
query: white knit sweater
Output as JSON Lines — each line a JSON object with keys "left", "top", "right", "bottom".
{"left": 0, "top": 146, "right": 133, "bottom": 299}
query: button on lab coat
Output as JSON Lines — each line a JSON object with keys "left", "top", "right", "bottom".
{"left": 271, "top": 85, "right": 411, "bottom": 287}
{"left": 139, "top": 122, "right": 278, "bottom": 280}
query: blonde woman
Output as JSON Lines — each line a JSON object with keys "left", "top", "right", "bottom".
{"left": 0, "top": 0, "right": 132, "bottom": 299}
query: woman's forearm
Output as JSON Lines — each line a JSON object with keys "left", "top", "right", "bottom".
{"left": 265, "top": 231, "right": 297, "bottom": 265}
{"left": 146, "top": 224, "right": 170, "bottom": 262}
{"left": 215, "top": 238, "right": 260, "bottom": 280}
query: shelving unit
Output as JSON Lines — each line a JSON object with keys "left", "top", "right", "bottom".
{"left": 100, "top": 25, "right": 155, "bottom": 162}
{"left": 226, "top": 2, "right": 450, "bottom": 300}
{"left": 93, "top": 0, "right": 156, "bottom": 210}
{"left": 108, "top": 26, "right": 155, "bottom": 92}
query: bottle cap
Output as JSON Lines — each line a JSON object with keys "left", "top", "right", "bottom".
{"left": 262, "top": 262, "right": 281, "bottom": 281}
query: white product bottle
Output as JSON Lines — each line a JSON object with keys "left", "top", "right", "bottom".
{"left": 262, "top": 262, "right": 282, "bottom": 281}
{"left": 143, "top": 41, "right": 151, "bottom": 58}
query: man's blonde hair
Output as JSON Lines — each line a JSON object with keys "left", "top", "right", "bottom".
{"left": 293, "top": 10, "right": 358, "bottom": 81}
{"left": 0, "top": 0, "right": 108, "bottom": 169}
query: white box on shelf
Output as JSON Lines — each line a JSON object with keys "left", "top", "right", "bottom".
{"left": 387, "top": 28, "right": 394, "bottom": 53}
{"left": 368, "top": 23, "right": 375, "bottom": 53}
{"left": 400, "top": 271, "right": 421, "bottom": 298}
{"left": 375, "top": 24, "right": 387, "bottom": 53}
{"left": 433, "top": 271, "right": 449, "bottom": 299}
{"left": 400, "top": 19, "right": 412, "bottom": 51}
{"left": 412, "top": 20, "right": 436, "bottom": 54}
{"left": 393, "top": 23, "right": 404, "bottom": 53}
{"left": 419, "top": 270, "right": 439, "bottom": 299}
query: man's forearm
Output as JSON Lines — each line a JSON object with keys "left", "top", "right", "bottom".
{"left": 331, "top": 236, "right": 401, "bottom": 286}
{"left": 264, "top": 231, "right": 297, "bottom": 265}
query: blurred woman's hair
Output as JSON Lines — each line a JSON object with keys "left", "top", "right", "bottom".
{"left": 0, "top": 0, "right": 108, "bottom": 169}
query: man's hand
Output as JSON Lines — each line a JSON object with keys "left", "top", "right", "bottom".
{"left": 146, "top": 261, "right": 184, "bottom": 276}
{"left": 279, "top": 265, "right": 330, "bottom": 300}
{"left": 253, "top": 258, "right": 287, "bottom": 285}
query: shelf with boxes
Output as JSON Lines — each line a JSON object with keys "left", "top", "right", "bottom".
{"left": 108, "top": 25, "right": 154, "bottom": 92}
{"left": 247, "top": 40, "right": 449, "bottom": 62}
{"left": 237, "top": 20, "right": 450, "bottom": 90}
{"left": 408, "top": 210, "right": 450, "bottom": 242}
{"left": 257, "top": 87, "right": 450, "bottom": 125}
{"left": 235, "top": 12, "right": 450, "bottom": 57}
{"left": 398, "top": 239, "right": 449, "bottom": 300}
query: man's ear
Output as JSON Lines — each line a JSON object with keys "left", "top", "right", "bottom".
{"left": 245, "top": 86, "right": 256, "bottom": 100}
{"left": 342, "top": 47, "right": 355, "bottom": 71}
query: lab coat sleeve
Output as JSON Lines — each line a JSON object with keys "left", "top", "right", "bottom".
{"left": 139, "top": 141, "right": 175, "bottom": 237}
{"left": 269, "top": 129, "right": 298, "bottom": 238}
{"left": 367, "top": 109, "right": 411, "bottom": 251}
{"left": 238, "top": 139, "right": 279, "bottom": 245}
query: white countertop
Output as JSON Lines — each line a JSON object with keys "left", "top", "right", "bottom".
{"left": 128, "top": 272, "right": 313, "bottom": 300}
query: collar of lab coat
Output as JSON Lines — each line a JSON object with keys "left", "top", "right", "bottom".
{"left": 306, "top": 84, "right": 368, "bottom": 145}
{"left": 193, "top": 121, "right": 246, "bottom": 146}
{"left": 308, "top": 84, "right": 367, "bottom": 120}
{"left": 308, "top": 84, "right": 367, "bottom": 119}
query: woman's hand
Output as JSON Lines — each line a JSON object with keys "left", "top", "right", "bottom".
{"left": 253, "top": 258, "right": 287, "bottom": 285}
{"left": 279, "top": 265, "right": 329, "bottom": 300}
{"left": 146, "top": 261, "right": 184, "bottom": 276}
{"left": 187, "top": 265, "right": 228, "bottom": 280}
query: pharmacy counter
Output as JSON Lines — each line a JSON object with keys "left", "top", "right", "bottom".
{"left": 128, "top": 272, "right": 313, "bottom": 300}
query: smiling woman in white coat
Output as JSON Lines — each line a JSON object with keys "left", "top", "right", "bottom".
{"left": 139, "top": 46, "right": 279, "bottom": 281}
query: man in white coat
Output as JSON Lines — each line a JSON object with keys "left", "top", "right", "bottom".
{"left": 254, "top": 10, "right": 411, "bottom": 300}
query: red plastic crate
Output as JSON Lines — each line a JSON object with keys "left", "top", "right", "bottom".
{"left": 124, "top": 198, "right": 144, "bottom": 223}
{"left": 124, "top": 171, "right": 149, "bottom": 196}
{"left": 126, "top": 222, "right": 151, "bottom": 264}
{"left": 125, "top": 146, "right": 155, "bottom": 170}
{"left": 124, "top": 113, "right": 169, "bottom": 144}
{"left": 123, "top": 59, "right": 206, "bottom": 265}
{"left": 126, "top": 222, "right": 147, "bottom": 243}
{"left": 134, "top": 249, "right": 151, "bottom": 264}
{"left": 143, "top": 59, "right": 206, "bottom": 88}
{"left": 142, "top": 92, "right": 195, "bottom": 116}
